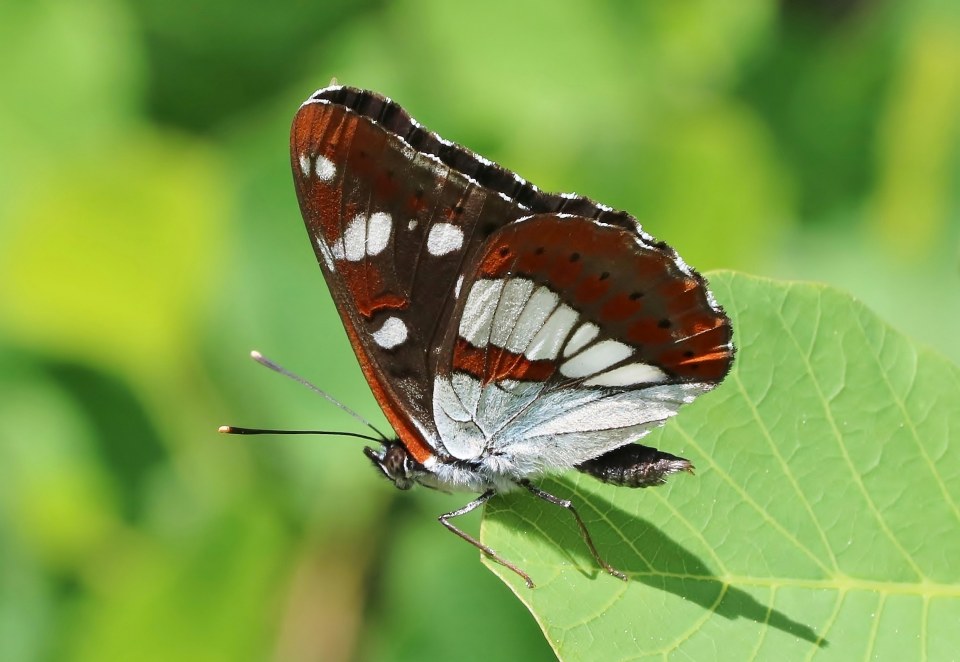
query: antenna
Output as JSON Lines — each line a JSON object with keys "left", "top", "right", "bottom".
{"left": 218, "top": 426, "right": 384, "bottom": 445}
{"left": 220, "top": 350, "right": 390, "bottom": 444}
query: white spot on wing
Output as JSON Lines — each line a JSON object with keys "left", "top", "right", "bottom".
{"left": 460, "top": 279, "right": 505, "bottom": 346}
{"left": 408, "top": 219, "right": 418, "bottom": 231}
{"left": 525, "top": 304, "right": 578, "bottom": 360}
{"left": 427, "top": 222, "right": 464, "bottom": 256}
{"left": 560, "top": 339, "right": 634, "bottom": 378}
{"left": 583, "top": 362, "right": 668, "bottom": 387}
{"left": 454, "top": 275, "right": 464, "bottom": 298}
{"left": 505, "top": 286, "right": 559, "bottom": 353}
{"left": 315, "top": 155, "right": 336, "bottom": 182}
{"left": 372, "top": 316, "right": 408, "bottom": 349}
{"left": 563, "top": 322, "right": 599, "bottom": 357}
{"left": 299, "top": 153, "right": 311, "bottom": 176}
{"left": 490, "top": 279, "right": 535, "bottom": 348}
{"left": 329, "top": 213, "right": 392, "bottom": 262}
{"left": 366, "top": 212, "right": 392, "bottom": 256}
{"left": 331, "top": 215, "right": 366, "bottom": 261}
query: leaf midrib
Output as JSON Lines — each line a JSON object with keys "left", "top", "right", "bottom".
{"left": 512, "top": 570, "right": 960, "bottom": 598}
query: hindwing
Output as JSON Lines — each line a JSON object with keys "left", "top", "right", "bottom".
{"left": 432, "top": 213, "right": 733, "bottom": 470}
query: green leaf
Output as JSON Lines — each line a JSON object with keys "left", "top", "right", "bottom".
{"left": 480, "top": 272, "right": 960, "bottom": 660}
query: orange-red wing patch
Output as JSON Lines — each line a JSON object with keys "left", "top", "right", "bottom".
{"left": 452, "top": 338, "right": 556, "bottom": 384}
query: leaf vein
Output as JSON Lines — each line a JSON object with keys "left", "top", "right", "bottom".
{"left": 731, "top": 369, "right": 840, "bottom": 574}
{"left": 672, "top": 423, "right": 830, "bottom": 574}
{"left": 775, "top": 302, "right": 927, "bottom": 580}
{"left": 851, "top": 309, "right": 960, "bottom": 525}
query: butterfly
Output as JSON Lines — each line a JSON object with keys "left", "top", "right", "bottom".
{"left": 250, "top": 85, "right": 733, "bottom": 588}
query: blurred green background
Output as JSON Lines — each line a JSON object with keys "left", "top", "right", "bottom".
{"left": 1, "top": 0, "right": 958, "bottom": 660}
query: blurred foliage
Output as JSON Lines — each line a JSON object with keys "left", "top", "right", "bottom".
{"left": 0, "top": 0, "right": 957, "bottom": 660}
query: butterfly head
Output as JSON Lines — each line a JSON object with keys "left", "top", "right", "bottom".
{"left": 364, "top": 442, "right": 421, "bottom": 490}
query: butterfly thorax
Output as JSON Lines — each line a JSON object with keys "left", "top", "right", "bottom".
{"left": 365, "top": 440, "right": 527, "bottom": 493}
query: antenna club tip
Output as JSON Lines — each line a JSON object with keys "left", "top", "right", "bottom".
{"left": 218, "top": 425, "right": 232, "bottom": 434}
{"left": 250, "top": 350, "right": 263, "bottom": 361}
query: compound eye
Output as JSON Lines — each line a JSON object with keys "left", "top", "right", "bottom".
{"left": 383, "top": 444, "right": 409, "bottom": 478}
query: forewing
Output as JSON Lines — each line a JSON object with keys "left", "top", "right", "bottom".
{"left": 290, "top": 87, "right": 529, "bottom": 458}
{"left": 433, "top": 213, "right": 733, "bottom": 470}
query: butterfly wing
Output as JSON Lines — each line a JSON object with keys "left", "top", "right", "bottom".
{"left": 432, "top": 213, "right": 733, "bottom": 473}
{"left": 292, "top": 85, "right": 733, "bottom": 473}
{"left": 290, "top": 87, "right": 532, "bottom": 461}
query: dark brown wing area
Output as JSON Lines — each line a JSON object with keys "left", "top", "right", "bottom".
{"left": 290, "top": 91, "right": 529, "bottom": 460}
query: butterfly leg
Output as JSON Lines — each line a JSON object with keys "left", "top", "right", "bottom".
{"left": 438, "top": 490, "right": 536, "bottom": 589}
{"left": 520, "top": 480, "right": 628, "bottom": 582}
